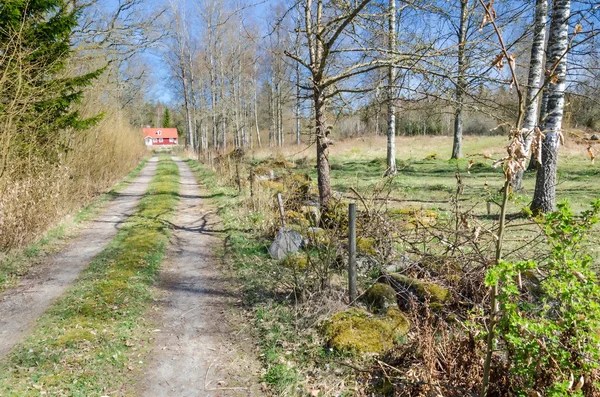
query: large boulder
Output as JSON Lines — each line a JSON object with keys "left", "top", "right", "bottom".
{"left": 322, "top": 308, "right": 409, "bottom": 355}
{"left": 268, "top": 228, "right": 303, "bottom": 260}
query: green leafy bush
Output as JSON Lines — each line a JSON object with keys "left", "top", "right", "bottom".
{"left": 487, "top": 200, "right": 600, "bottom": 396}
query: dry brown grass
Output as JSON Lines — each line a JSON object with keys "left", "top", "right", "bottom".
{"left": 0, "top": 104, "right": 146, "bottom": 251}
{"left": 249, "top": 133, "right": 594, "bottom": 163}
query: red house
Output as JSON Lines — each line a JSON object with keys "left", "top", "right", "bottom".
{"left": 143, "top": 128, "right": 179, "bottom": 146}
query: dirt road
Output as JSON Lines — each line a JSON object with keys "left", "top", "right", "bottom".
{"left": 0, "top": 158, "right": 158, "bottom": 358}
{"left": 138, "top": 158, "right": 260, "bottom": 397}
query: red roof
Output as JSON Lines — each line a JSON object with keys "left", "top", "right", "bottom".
{"left": 142, "top": 128, "right": 178, "bottom": 139}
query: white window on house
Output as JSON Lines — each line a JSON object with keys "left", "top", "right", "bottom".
{"left": 159, "top": 138, "right": 163, "bottom": 143}
{"left": 169, "top": 138, "right": 174, "bottom": 142}
{"left": 157, "top": 130, "right": 162, "bottom": 135}
{"left": 153, "top": 138, "right": 157, "bottom": 142}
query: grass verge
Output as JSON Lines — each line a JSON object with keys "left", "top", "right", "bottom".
{"left": 0, "top": 157, "right": 178, "bottom": 396}
{"left": 183, "top": 158, "right": 356, "bottom": 396}
{"left": 0, "top": 158, "right": 149, "bottom": 293}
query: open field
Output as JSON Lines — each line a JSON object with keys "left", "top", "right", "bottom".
{"left": 192, "top": 134, "right": 600, "bottom": 395}
{"left": 249, "top": 135, "right": 600, "bottom": 214}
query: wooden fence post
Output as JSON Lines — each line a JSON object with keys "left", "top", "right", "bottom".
{"left": 277, "top": 193, "right": 286, "bottom": 228}
{"left": 348, "top": 203, "right": 357, "bottom": 304}
{"left": 235, "top": 163, "right": 241, "bottom": 193}
{"left": 249, "top": 167, "right": 255, "bottom": 198}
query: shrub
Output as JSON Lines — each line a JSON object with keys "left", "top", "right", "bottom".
{"left": 487, "top": 200, "right": 600, "bottom": 396}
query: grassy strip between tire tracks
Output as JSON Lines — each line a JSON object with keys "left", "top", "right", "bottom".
{"left": 0, "top": 157, "right": 178, "bottom": 396}
{"left": 0, "top": 158, "right": 151, "bottom": 293}
{"left": 183, "top": 159, "right": 313, "bottom": 394}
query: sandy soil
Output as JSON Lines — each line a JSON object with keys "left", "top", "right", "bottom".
{"left": 0, "top": 158, "right": 158, "bottom": 358}
{"left": 137, "top": 158, "right": 262, "bottom": 397}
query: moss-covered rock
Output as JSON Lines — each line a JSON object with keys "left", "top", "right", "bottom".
{"left": 300, "top": 205, "right": 320, "bottom": 226}
{"left": 385, "top": 273, "right": 451, "bottom": 304}
{"left": 271, "top": 157, "right": 297, "bottom": 169}
{"left": 388, "top": 207, "right": 438, "bottom": 228}
{"left": 305, "top": 227, "right": 330, "bottom": 246}
{"left": 253, "top": 165, "right": 273, "bottom": 177}
{"left": 259, "top": 180, "right": 284, "bottom": 192}
{"left": 322, "top": 308, "right": 409, "bottom": 355}
{"left": 364, "top": 283, "right": 397, "bottom": 312}
{"left": 282, "top": 253, "right": 308, "bottom": 270}
{"left": 357, "top": 237, "right": 377, "bottom": 255}
{"left": 320, "top": 203, "right": 348, "bottom": 230}
{"left": 286, "top": 211, "right": 310, "bottom": 228}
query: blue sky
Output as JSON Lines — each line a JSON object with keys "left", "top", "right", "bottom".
{"left": 140, "top": 0, "right": 276, "bottom": 104}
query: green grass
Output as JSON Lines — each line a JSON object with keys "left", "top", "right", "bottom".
{"left": 279, "top": 151, "right": 600, "bottom": 218}
{"left": 0, "top": 157, "right": 178, "bottom": 396}
{"left": 183, "top": 135, "right": 600, "bottom": 395}
{"left": 184, "top": 158, "right": 361, "bottom": 396}
{"left": 255, "top": 135, "right": 600, "bottom": 215}
{"left": 0, "top": 158, "right": 150, "bottom": 293}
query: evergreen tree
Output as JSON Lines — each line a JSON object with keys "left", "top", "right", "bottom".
{"left": 163, "top": 108, "right": 171, "bottom": 128}
{"left": 0, "top": 0, "right": 104, "bottom": 158}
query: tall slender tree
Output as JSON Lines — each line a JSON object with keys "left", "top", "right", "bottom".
{"left": 513, "top": 0, "right": 548, "bottom": 191}
{"left": 286, "top": 0, "right": 383, "bottom": 207}
{"left": 385, "top": 0, "right": 398, "bottom": 175}
{"left": 0, "top": 0, "right": 103, "bottom": 177}
{"left": 163, "top": 108, "right": 172, "bottom": 128}
{"left": 451, "top": 0, "right": 469, "bottom": 159}
{"left": 531, "top": 0, "right": 571, "bottom": 213}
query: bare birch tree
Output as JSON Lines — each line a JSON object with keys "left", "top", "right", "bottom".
{"left": 531, "top": 0, "right": 571, "bottom": 213}
{"left": 513, "top": 0, "right": 548, "bottom": 191}
{"left": 385, "top": 0, "right": 398, "bottom": 175}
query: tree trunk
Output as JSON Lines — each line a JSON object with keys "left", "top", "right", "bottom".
{"left": 182, "top": 67, "right": 194, "bottom": 151}
{"left": 254, "top": 75, "right": 262, "bottom": 148}
{"left": 269, "top": 79, "right": 276, "bottom": 148}
{"left": 385, "top": 0, "right": 398, "bottom": 175}
{"left": 451, "top": 0, "right": 468, "bottom": 160}
{"left": 209, "top": 51, "right": 218, "bottom": 150}
{"left": 296, "top": 61, "right": 301, "bottom": 145}
{"left": 234, "top": 85, "right": 240, "bottom": 149}
{"left": 277, "top": 82, "right": 283, "bottom": 147}
{"left": 315, "top": 91, "right": 332, "bottom": 207}
{"left": 514, "top": 0, "right": 548, "bottom": 191}
{"left": 531, "top": 0, "right": 570, "bottom": 214}
{"left": 219, "top": 52, "right": 227, "bottom": 151}
{"left": 527, "top": 87, "right": 550, "bottom": 171}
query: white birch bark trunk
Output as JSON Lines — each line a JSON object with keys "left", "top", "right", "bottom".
{"left": 514, "top": 0, "right": 548, "bottom": 190}
{"left": 254, "top": 72, "right": 262, "bottom": 148}
{"left": 385, "top": 0, "right": 398, "bottom": 175}
{"left": 531, "top": 0, "right": 570, "bottom": 213}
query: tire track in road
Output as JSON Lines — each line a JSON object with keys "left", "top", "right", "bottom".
{"left": 138, "top": 157, "right": 260, "bottom": 397}
{"left": 0, "top": 157, "right": 159, "bottom": 358}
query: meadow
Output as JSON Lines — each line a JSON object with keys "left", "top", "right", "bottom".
{"left": 250, "top": 134, "right": 600, "bottom": 215}
{"left": 199, "top": 133, "right": 600, "bottom": 395}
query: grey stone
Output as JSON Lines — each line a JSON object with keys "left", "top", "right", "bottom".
{"left": 591, "top": 134, "right": 599, "bottom": 141}
{"left": 385, "top": 254, "right": 416, "bottom": 273}
{"left": 269, "top": 228, "right": 303, "bottom": 260}
{"left": 301, "top": 206, "right": 320, "bottom": 225}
